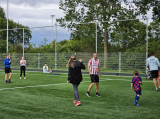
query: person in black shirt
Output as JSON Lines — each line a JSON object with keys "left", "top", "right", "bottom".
{"left": 67, "top": 55, "right": 85, "bottom": 106}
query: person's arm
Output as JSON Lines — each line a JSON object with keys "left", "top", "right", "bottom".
{"left": 4, "top": 59, "right": 10, "bottom": 65}
{"left": 43, "top": 66, "right": 45, "bottom": 71}
{"left": 139, "top": 77, "right": 143, "bottom": 85}
{"left": 25, "top": 60, "right": 26, "bottom": 64}
{"left": 131, "top": 83, "right": 133, "bottom": 90}
{"left": 88, "top": 60, "right": 92, "bottom": 75}
{"left": 67, "top": 67, "right": 71, "bottom": 83}
{"left": 81, "top": 63, "right": 85, "bottom": 70}
{"left": 146, "top": 58, "right": 149, "bottom": 68}
{"left": 156, "top": 58, "right": 160, "bottom": 67}
{"left": 79, "top": 59, "right": 85, "bottom": 70}
{"left": 9, "top": 59, "right": 11, "bottom": 64}
{"left": 88, "top": 65, "right": 92, "bottom": 75}
{"left": 98, "top": 67, "right": 101, "bottom": 77}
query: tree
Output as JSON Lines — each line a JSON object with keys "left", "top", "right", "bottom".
{"left": 134, "top": 0, "right": 160, "bottom": 21}
{"left": 57, "top": 0, "right": 139, "bottom": 68}
{"left": 111, "top": 20, "right": 147, "bottom": 52}
{"left": 0, "top": 6, "right": 32, "bottom": 53}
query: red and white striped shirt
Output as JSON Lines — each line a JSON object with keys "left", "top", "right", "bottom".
{"left": 88, "top": 58, "right": 100, "bottom": 75}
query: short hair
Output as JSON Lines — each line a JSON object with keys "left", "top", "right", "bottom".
{"left": 133, "top": 71, "right": 139, "bottom": 76}
{"left": 151, "top": 51, "right": 155, "bottom": 56}
{"left": 93, "top": 53, "right": 97, "bottom": 55}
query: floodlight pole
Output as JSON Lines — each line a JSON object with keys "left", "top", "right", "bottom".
{"left": 51, "top": 15, "right": 55, "bottom": 48}
{"left": 55, "top": 20, "right": 57, "bottom": 70}
{"left": 146, "top": 18, "right": 149, "bottom": 75}
{"left": 23, "top": 28, "right": 24, "bottom": 57}
{"left": 96, "top": 22, "right": 97, "bottom": 53}
{"left": 7, "top": 0, "right": 8, "bottom": 53}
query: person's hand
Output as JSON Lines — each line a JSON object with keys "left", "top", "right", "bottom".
{"left": 131, "top": 88, "right": 133, "bottom": 90}
{"left": 79, "top": 59, "right": 82, "bottom": 62}
{"left": 67, "top": 81, "right": 69, "bottom": 84}
{"left": 89, "top": 72, "right": 92, "bottom": 75}
{"left": 9, "top": 60, "right": 11, "bottom": 63}
{"left": 99, "top": 72, "right": 101, "bottom": 77}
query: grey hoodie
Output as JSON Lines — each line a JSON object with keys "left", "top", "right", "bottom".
{"left": 146, "top": 56, "right": 160, "bottom": 71}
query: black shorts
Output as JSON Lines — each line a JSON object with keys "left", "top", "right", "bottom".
{"left": 151, "top": 70, "right": 158, "bottom": 78}
{"left": 90, "top": 75, "right": 99, "bottom": 83}
{"left": 4, "top": 67, "right": 12, "bottom": 74}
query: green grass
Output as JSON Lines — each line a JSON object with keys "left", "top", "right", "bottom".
{"left": 0, "top": 71, "right": 159, "bottom": 119}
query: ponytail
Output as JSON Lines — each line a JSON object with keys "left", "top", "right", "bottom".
{"left": 66, "top": 55, "right": 77, "bottom": 68}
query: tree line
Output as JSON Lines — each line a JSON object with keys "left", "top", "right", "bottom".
{"left": 0, "top": 0, "right": 160, "bottom": 59}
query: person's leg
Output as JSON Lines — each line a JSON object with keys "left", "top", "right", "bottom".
{"left": 73, "top": 84, "right": 80, "bottom": 101}
{"left": 135, "top": 94, "right": 140, "bottom": 104}
{"left": 5, "top": 73, "right": 8, "bottom": 82}
{"left": 20, "top": 66, "right": 22, "bottom": 78}
{"left": 23, "top": 66, "right": 26, "bottom": 78}
{"left": 9, "top": 72, "right": 12, "bottom": 80}
{"left": 88, "top": 82, "right": 95, "bottom": 92}
{"left": 153, "top": 78, "right": 158, "bottom": 90}
{"left": 96, "top": 82, "right": 99, "bottom": 93}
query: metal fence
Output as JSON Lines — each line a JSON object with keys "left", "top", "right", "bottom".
{"left": 0, "top": 52, "right": 146, "bottom": 73}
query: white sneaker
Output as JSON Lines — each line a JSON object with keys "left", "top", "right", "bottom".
{"left": 20, "top": 77, "right": 21, "bottom": 79}
{"left": 24, "top": 77, "right": 26, "bottom": 79}
{"left": 156, "top": 88, "right": 158, "bottom": 91}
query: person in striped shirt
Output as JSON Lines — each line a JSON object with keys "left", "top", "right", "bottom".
{"left": 86, "top": 53, "right": 101, "bottom": 97}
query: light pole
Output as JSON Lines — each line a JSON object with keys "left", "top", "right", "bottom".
{"left": 7, "top": 0, "right": 9, "bottom": 53}
{"left": 51, "top": 15, "right": 57, "bottom": 70}
{"left": 51, "top": 15, "right": 55, "bottom": 48}
{"left": 146, "top": 18, "right": 149, "bottom": 75}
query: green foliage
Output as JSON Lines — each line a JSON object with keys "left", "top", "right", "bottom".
{"left": 0, "top": 6, "right": 32, "bottom": 53}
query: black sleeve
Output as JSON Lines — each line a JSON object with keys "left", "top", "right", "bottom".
{"left": 67, "top": 67, "right": 72, "bottom": 81}
{"left": 81, "top": 62, "right": 85, "bottom": 70}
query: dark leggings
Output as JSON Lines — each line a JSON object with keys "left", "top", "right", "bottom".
{"left": 20, "top": 66, "right": 26, "bottom": 77}
{"left": 72, "top": 84, "right": 80, "bottom": 101}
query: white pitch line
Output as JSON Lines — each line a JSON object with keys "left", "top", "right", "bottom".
{"left": 0, "top": 78, "right": 153, "bottom": 91}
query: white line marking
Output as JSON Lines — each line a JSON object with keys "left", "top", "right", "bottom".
{"left": 0, "top": 77, "right": 152, "bottom": 91}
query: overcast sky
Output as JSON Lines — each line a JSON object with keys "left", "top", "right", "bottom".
{"left": 0, "top": 0, "right": 153, "bottom": 45}
{"left": 0, "top": 0, "right": 153, "bottom": 27}
{"left": 0, "top": 0, "right": 63, "bottom": 27}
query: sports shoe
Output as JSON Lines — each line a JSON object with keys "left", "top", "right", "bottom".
{"left": 6, "top": 81, "right": 9, "bottom": 83}
{"left": 156, "top": 88, "right": 158, "bottom": 91}
{"left": 24, "top": 77, "right": 26, "bottom": 79}
{"left": 158, "top": 87, "right": 160, "bottom": 89}
{"left": 86, "top": 92, "right": 90, "bottom": 97}
{"left": 9, "top": 81, "right": 13, "bottom": 83}
{"left": 134, "top": 102, "right": 140, "bottom": 106}
{"left": 75, "top": 101, "right": 81, "bottom": 106}
{"left": 73, "top": 100, "right": 77, "bottom": 104}
{"left": 96, "top": 93, "right": 101, "bottom": 97}
{"left": 20, "top": 77, "right": 21, "bottom": 79}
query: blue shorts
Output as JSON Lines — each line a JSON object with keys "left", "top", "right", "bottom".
{"left": 135, "top": 90, "right": 142, "bottom": 95}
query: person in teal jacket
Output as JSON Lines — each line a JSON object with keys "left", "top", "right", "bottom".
{"left": 4, "top": 55, "right": 12, "bottom": 83}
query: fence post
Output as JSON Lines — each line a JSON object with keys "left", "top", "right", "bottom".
{"left": 9, "top": 53, "right": 10, "bottom": 59}
{"left": 119, "top": 52, "right": 121, "bottom": 73}
{"left": 38, "top": 53, "right": 40, "bottom": 69}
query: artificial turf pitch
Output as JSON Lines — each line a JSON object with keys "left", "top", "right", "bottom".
{"left": 0, "top": 71, "right": 159, "bottom": 119}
